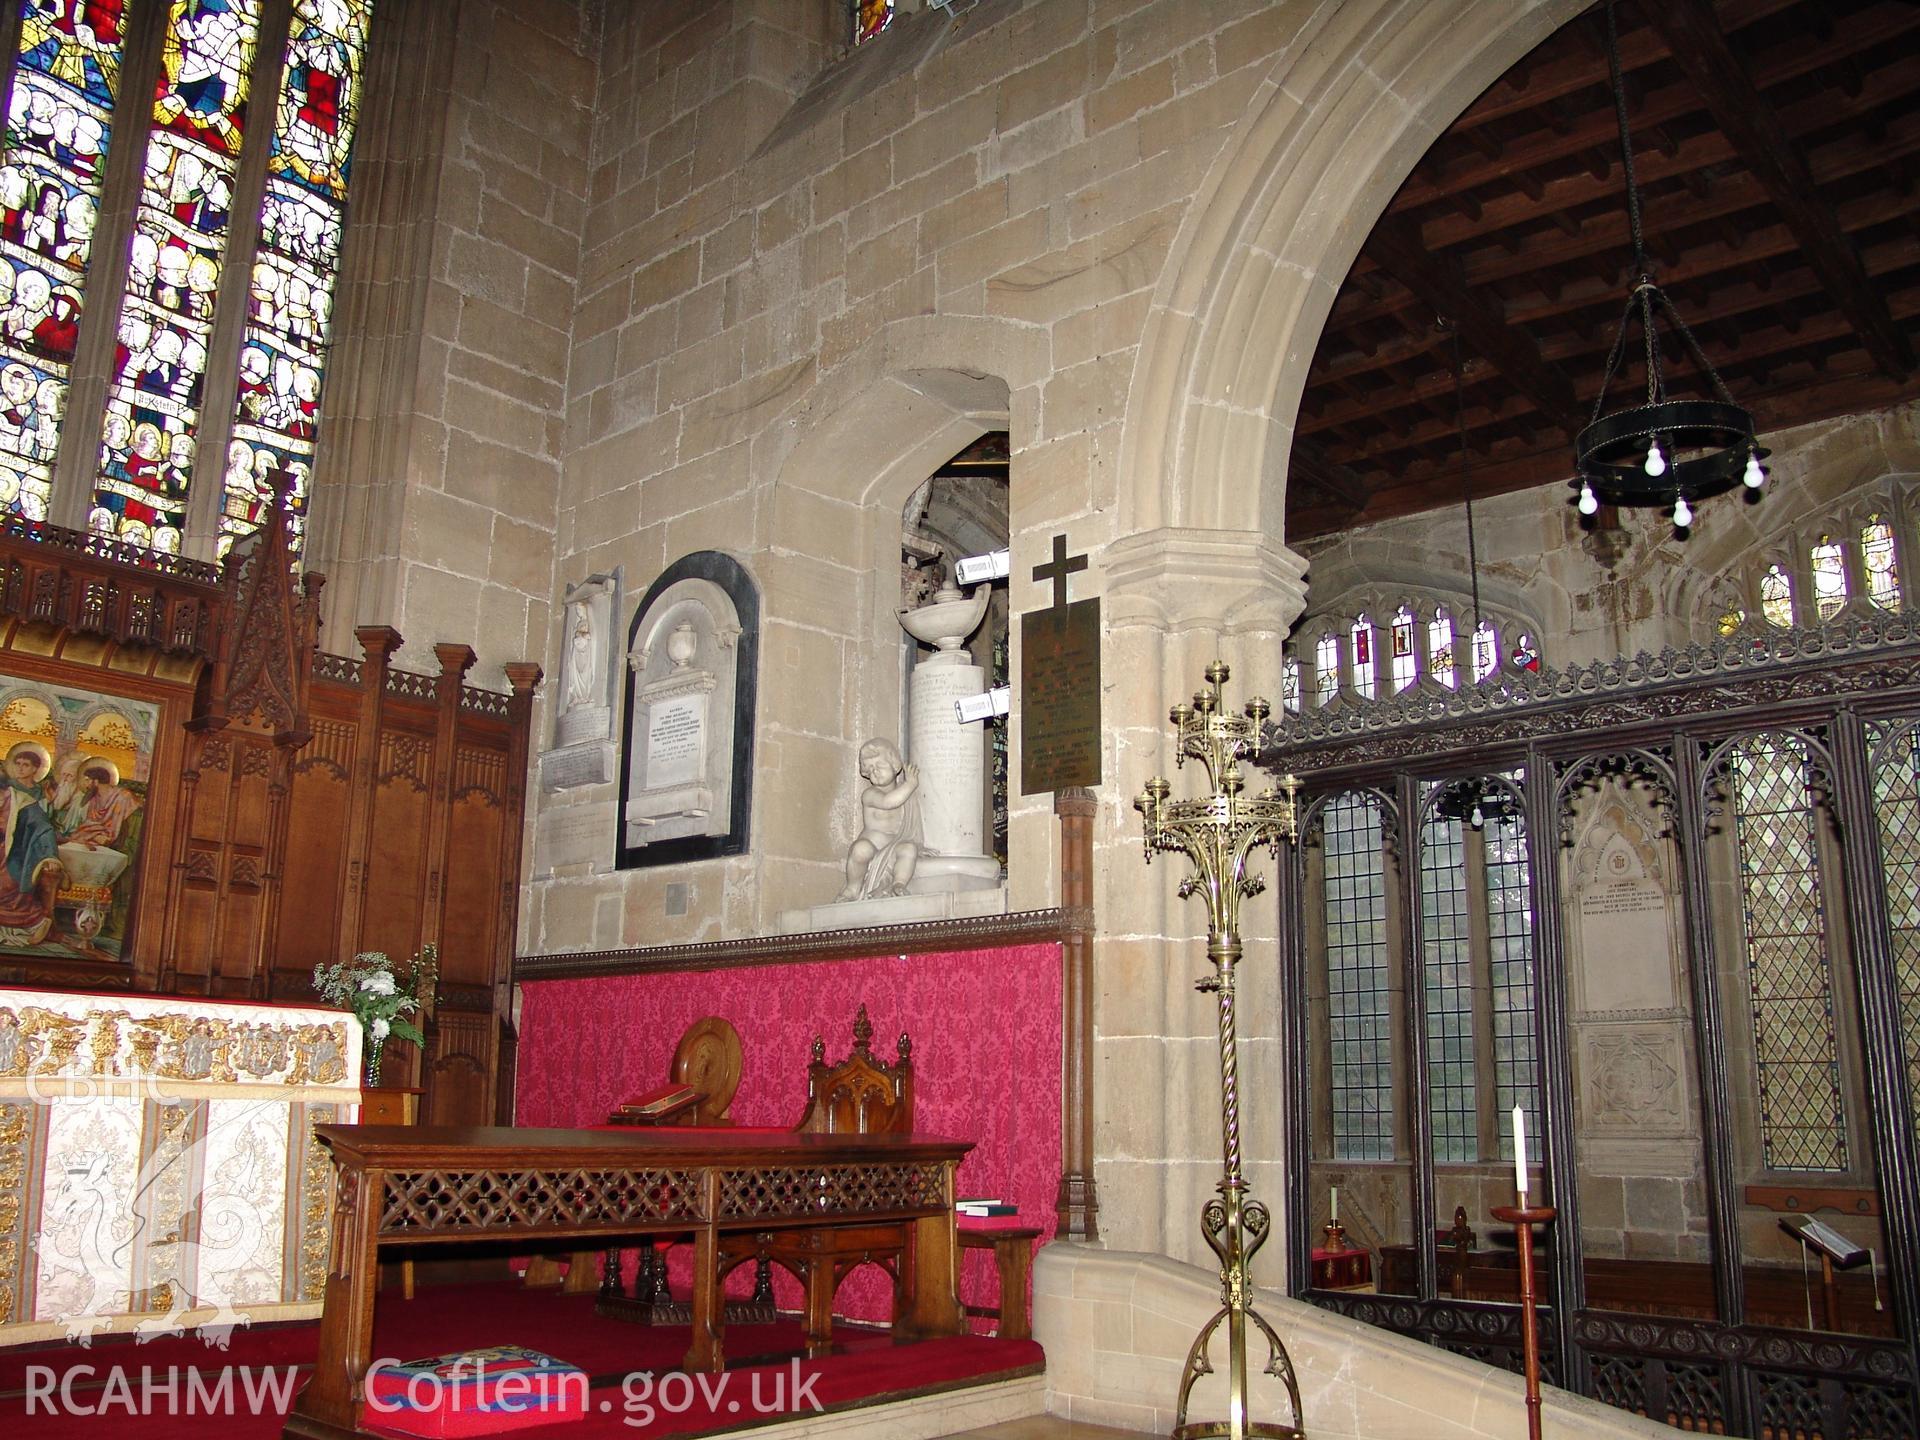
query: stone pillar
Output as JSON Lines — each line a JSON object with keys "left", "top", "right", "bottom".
{"left": 1100, "top": 526, "right": 1309, "bottom": 1281}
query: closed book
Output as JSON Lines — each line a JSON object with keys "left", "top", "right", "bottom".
{"left": 956, "top": 1200, "right": 1017, "bottom": 1217}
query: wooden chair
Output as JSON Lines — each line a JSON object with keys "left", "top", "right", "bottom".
{"left": 719, "top": 1004, "right": 913, "bottom": 1354}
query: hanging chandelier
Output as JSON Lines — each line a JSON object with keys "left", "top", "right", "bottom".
{"left": 1572, "top": 0, "right": 1766, "bottom": 530}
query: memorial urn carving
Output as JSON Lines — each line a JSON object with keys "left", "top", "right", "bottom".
{"left": 898, "top": 583, "right": 989, "bottom": 658}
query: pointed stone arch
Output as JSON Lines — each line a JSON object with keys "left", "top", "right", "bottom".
{"left": 1115, "top": 0, "right": 1586, "bottom": 548}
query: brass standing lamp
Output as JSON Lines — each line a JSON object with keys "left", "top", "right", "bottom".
{"left": 1135, "top": 660, "right": 1305, "bottom": 1440}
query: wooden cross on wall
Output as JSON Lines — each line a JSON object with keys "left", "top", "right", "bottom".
{"left": 1032, "top": 533, "right": 1088, "bottom": 612}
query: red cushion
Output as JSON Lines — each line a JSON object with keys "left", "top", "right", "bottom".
{"left": 365, "top": 1347, "right": 587, "bottom": 1438}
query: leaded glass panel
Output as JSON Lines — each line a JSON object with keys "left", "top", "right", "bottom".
{"left": 1761, "top": 562, "right": 1794, "bottom": 627}
{"left": 0, "top": 1, "right": 128, "bottom": 522}
{"left": 1730, "top": 734, "right": 1846, "bottom": 1172}
{"left": 1869, "top": 721, "right": 1920, "bottom": 1137}
{"left": 1324, "top": 793, "right": 1393, "bottom": 1161}
{"left": 1428, "top": 608, "right": 1455, "bottom": 690}
{"left": 1390, "top": 605, "right": 1416, "bottom": 692}
{"left": 1863, "top": 517, "right": 1901, "bottom": 611}
{"left": 1314, "top": 632, "right": 1337, "bottom": 707}
{"left": 853, "top": 0, "right": 891, "bottom": 44}
{"left": 1484, "top": 803, "right": 1538, "bottom": 1164}
{"left": 224, "top": 0, "right": 369, "bottom": 556}
{"left": 1421, "top": 807, "right": 1475, "bottom": 1162}
{"left": 93, "top": 0, "right": 263, "bottom": 549}
{"left": 1282, "top": 655, "right": 1300, "bottom": 714}
{"left": 1811, "top": 536, "right": 1847, "bottom": 621}
{"left": 1351, "top": 616, "right": 1376, "bottom": 701}
{"left": 1470, "top": 621, "right": 1498, "bottom": 682}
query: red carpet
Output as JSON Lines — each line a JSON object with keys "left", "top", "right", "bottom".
{"left": 0, "top": 1283, "right": 1043, "bottom": 1439}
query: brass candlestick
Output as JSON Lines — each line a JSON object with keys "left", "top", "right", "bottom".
{"left": 1321, "top": 1220, "right": 1347, "bottom": 1253}
{"left": 1135, "top": 660, "right": 1305, "bottom": 1440}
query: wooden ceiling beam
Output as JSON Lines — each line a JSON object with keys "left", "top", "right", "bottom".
{"left": 1640, "top": 0, "right": 1914, "bottom": 378}
{"left": 1363, "top": 216, "right": 1582, "bottom": 434}
{"left": 1287, "top": 438, "right": 1372, "bottom": 516}
{"left": 1386, "top": 5, "right": 1920, "bottom": 217}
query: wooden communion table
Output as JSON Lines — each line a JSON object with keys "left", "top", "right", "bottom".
{"left": 285, "top": 1124, "right": 972, "bottom": 1440}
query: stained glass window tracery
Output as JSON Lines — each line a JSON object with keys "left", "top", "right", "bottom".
{"left": 1390, "top": 605, "right": 1416, "bottom": 692}
{"left": 223, "top": 0, "right": 368, "bottom": 556}
{"left": 0, "top": 0, "right": 368, "bottom": 557}
{"left": 1282, "top": 655, "right": 1300, "bottom": 714}
{"left": 1811, "top": 535, "right": 1847, "bottom": 622}
{"left": 1862, "top": 516, "right": 1901, "bottom": 611}
{"left": 1324, "top": 793, "right": 1393, "bottom": 1161}
{"left": 1314, "top": 632, "right": 1338, "bottom": 707}
{"left": 90, "top": 0, "right": 263, "bottom": 551}
{"left": 1428, "top": 607, "right": 1455, "bottom": 690}
{"left": 853, "top": 0, "right": 892, "bottom": 44}
{"left": 1350, "top": 615, "right": 1375, "bottom": 701}
{"left": 0, "top": 0, "right": 128, "bottom": 523}
{"left": 1729, "top": 733, "right": 1846, "bottom": 1173}
{"left": 1761, "top": 562, "right": 1794, "bottom": 627}
{"left": 1471, "top": 621, "right": 1498, "bottom": 682}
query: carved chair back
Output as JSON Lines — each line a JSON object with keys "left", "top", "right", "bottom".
{"left": 795, "top": 1004, "right": 913, "bottom": 1135}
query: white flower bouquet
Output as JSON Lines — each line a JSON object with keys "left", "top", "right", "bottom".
{"left": 313, "top": 943, "right": 438, "bottom": 1086}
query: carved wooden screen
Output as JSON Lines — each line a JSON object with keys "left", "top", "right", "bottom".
{"left": 1273, "top": 612, "right": 1920, "bottom": 1440}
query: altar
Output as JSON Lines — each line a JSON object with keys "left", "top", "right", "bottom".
{"left": 0, "top": 986, "right": 362, "bottom": 1343}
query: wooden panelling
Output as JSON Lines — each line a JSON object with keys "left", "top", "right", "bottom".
{"left": 0, "top": 504, "right": 541, "bottom": 1124}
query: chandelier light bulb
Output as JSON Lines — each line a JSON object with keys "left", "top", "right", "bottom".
{"left": 1744, "top": 451, "right": 1766, "bottom": 489}
{"left": 1673, "top": 495, "right": 1694, "bottom": 528}
{"left": 1644, "top": 438, "right": 1667, "bottom": 477}
{"left": 1469, "top": 801, "right": 1485, "bottom": 830}
{"left": 1577, "top": 482, "right": 1599, "bottom": 516}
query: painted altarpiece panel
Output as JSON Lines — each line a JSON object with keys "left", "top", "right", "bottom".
{"left": 0, "top": 672, "right": 159, "bottom": 964}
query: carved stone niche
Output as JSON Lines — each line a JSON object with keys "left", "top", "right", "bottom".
{"left": 539, "top": 569, "right": 622, "bottom": 791}
{"left": 617, "top": 553, "right": 759, "bottom": 868}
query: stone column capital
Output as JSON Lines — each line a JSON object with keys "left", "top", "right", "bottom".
{"left": 1103, "top": 527, "right": 1309, "bottom": 637}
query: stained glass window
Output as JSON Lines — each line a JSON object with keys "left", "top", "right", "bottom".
{"left": 1730, "top": 734, "right": 1846, "bottom": 1172}
{"left": 853, "top": 0, "right": 892, "bottom": 44}
{"left": 1718, "top": 606, "right": 1746, "bottom": 636}
{"left": 1484, "top": 801, "right": 1538, "bottom": 1165}
{"left": 0, "top": 1, "right": 127, "bottom": 522}
{"left": 91, "top": 0, "right": 262, "bottom": 551}
{"left": 1863, "top": 516, "right": 1901, "bottom": 611}
{"left": 1428, "top": 608, "right": 1456, "bottom": 690}
{"left": 223, "top": 0, "right": 368, "bottom": 556}
{"left": 1314, "top": 632, "right": 1338, "bottom": 707}
{"left": 1282, "top": 655, "right": 1300, "bottom": 714}
{"left": 1869, "top": 721, "right": 1920, "bottom": 1137}
{"left": 1811, "top": 535, "right": 1847, "bottom": 622}
{"left": 1390, "top": 605, "right": 1416, "bottom": 692}
{"left": 1350, "top": 615, "right": 1375, "bottom": 701}
{"left": 1324, "top": 793, "right": 1393, "bottom": 1161}
{"left": 1471, "top": 621, "right": 1498, "bottom": 682}
{"left": 1421, "top": 807, "right": 1475, "bottom": 1163}
{"left": 1761, "top": 563, "right": 1794, "bottom": 628}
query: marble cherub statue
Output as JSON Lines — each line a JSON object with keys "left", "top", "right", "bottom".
{"left": 837, "top": 737, "right": 923, "bottom": 901}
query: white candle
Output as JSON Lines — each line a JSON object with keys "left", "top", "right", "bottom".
{"left": 1512, "top": 1104, "right": 1528, "bottom": 1200}
{"left": 1331, "top": 1186, "right": 1338, "bottom": 1223}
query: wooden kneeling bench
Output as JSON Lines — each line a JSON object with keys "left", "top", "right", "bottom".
{"left": 958, "top": 1222, "right": 1041, "bottom": 1341}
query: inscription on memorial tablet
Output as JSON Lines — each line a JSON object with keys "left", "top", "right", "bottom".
{"left": 647, "top": 695, "right": 705, "bottom": 789}
{"left": 1021, "top": 598, "right": 1101, "bottom": 793}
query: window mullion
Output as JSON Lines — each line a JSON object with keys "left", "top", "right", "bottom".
{"left": 44, "top": 0, "right": 172, "bottom": 530}
{"left": 179, "top": 0, "right": 294, "bottom": 561}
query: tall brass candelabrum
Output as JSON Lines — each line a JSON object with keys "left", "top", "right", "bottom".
{"left": 1135, "top": 661, "right": 1305, "bottom": 1440}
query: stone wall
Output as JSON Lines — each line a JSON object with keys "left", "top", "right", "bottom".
{"left": 316, "top": 0, "right": 597, "bottom": 684}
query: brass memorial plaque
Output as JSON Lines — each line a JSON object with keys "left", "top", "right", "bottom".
{"left": 1021, "top": 598, "right": 1102, "bottom": 793}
